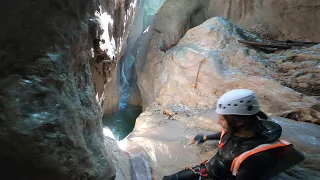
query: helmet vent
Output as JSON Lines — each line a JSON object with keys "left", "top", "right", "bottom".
{"left": 215, "top": 89, "right": 260, "bottom": 115}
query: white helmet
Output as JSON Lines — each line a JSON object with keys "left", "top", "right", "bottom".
{"left": 215, "top": 89, "right": 260, "bottom": 115}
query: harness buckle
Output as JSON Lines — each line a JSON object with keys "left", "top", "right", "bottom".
{"left": 185, "top": 160, "right": 209, "bottom": 178}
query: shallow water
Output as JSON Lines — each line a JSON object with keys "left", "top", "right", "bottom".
{"left": 102, "top": 104, "right": 142, "bottom": 140}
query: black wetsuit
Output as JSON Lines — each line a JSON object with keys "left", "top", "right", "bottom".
{"left": 164, "top": 121, "right": 283, "bottom": 180}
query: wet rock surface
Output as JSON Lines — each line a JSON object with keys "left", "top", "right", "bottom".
{"left": 104, "top": 136, "right": 131, "bottom": 180}
{"left": 0, "top": 0, "right": 120, "bottom": 179}
{"left": 127, "top": 104, "right": 320, "bottom": 180}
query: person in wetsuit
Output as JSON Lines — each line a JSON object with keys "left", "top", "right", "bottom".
{"left": 163, "top": 89, "right": 303, "bottom": 180}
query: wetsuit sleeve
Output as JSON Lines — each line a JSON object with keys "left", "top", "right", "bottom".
{"left": 206, "top": 132, "right": 222, "bottom": 140}
{"left": 236, "top": 149, "right": 278, "bottom": 180}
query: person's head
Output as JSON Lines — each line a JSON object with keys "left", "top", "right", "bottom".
{"left": 215, "top": 89, "right": 268, "bottom": 133}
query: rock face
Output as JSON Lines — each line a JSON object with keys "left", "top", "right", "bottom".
{"left": 115, "top": 0, "right": 166, "bottom": 107}
{"left": 91, "top": 0, "right": 141, "bottom": 114}
{"left": 104, "top": 135, "right": 132, "bottom": 180}
{"left": 137, "top": 16, "right": 319, "bottom": 120}
{"left": 268, "top": 47, "right": 320, "bottom": 96}
{"left": 129, "top": 4, "right": 320, "bottom": 178}
{"left": 135, "top": 0, "right": 205, "bottom": 108}
{"left": 136, "top": 0, "right": 320, "bottom": 110}
{"left": 207, "top": 0, "right": 320, "bottom": 41}
{"left": 128, "top": 0, "right": 320, "bottom": 178}
{"left": 0, "top": 0, "right": 119, "bottom": 179}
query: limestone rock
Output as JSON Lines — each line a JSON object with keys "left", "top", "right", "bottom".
{"left": 135, "top": 0, "right": 320, "bottom": 110}
{"left": 102, "top": 63, "right": 121, "bottom": 114}
{"left": 118, "top": 0, "right": 165, "bottom": 107}
{"left": 163, "top": 108, "right": 176, "bottom": 117}
{"left": 130, "top": 7, "right": 320, "bottom": 179}
{"left": 91, "top": 0, "right": 141, "bottom": 114}
{"left": 136, "top": 16, "right": 319, "bottom": 123}
{"left": 207, "top": 0, "right": 320, "bottom": 41}
{"left": 267, "top": 47, "right": 320, "bottom": 96}
{"left": 104, "top": 136, "right": 132, "bottom": 180}
{"left": 128, "top": 85, "right": 143, "bottom": 106}
{"left": 130, "top": 151, "right": 153, "bottom": 180}
{"left": 0, "top": 0, "right": 117, "bottom": 179}
{"left": 274, "top": 107, "right": 320, "bottom": 125}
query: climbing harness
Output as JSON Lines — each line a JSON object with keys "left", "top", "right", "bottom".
{"left": 185, "top": 160, "right": 210, "bottom": 180}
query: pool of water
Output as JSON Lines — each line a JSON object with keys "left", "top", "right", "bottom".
{"left": 102, "top": 104, "right": 142, "bottom": 141}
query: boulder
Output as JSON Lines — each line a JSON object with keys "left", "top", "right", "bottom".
{"left": 104, "top": 135, "right": 132, "bottom": 180}
{"left": 135, "top": 0, "right": 320, "bottom": 111}
{"left": 137, "top": 16, "right": 319, "bottom": 123}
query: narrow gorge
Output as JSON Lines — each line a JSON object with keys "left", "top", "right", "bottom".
{"left": 0, "top": 0, "right": 319, "bottom": 180}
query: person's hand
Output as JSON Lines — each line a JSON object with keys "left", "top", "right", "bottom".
{"left": 193, "top": 134, "right": 206, "bottom": 144}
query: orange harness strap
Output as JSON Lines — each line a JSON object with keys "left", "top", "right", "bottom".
{"left": 218, "top": 130, "right": 226, "bottom": 148}
{"left": 230, "top": 139, "right": 291, "bottom": 176}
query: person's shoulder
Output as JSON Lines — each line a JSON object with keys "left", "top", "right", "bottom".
{"left": 244, "top": 148, "right": 278, "bottom": 165}
{"left": 236, "top": 149, "right": 278, "bottom": 180}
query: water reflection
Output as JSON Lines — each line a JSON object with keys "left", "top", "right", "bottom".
{"left": 102, "top": 104, "right": 142, "bottom": 140}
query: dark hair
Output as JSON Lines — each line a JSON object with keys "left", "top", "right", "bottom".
{"left": 223, "top": 111, "right": 268, "bottom": 133}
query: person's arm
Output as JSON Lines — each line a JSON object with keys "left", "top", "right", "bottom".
{"left": 205, "top": 132, "right": 222, "bottom": 141}
{"left": 193, "top": 132, "right": 222, "bottom": 144}
{"left": 236, "top": 150, "right": 278, "bottom": 180}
